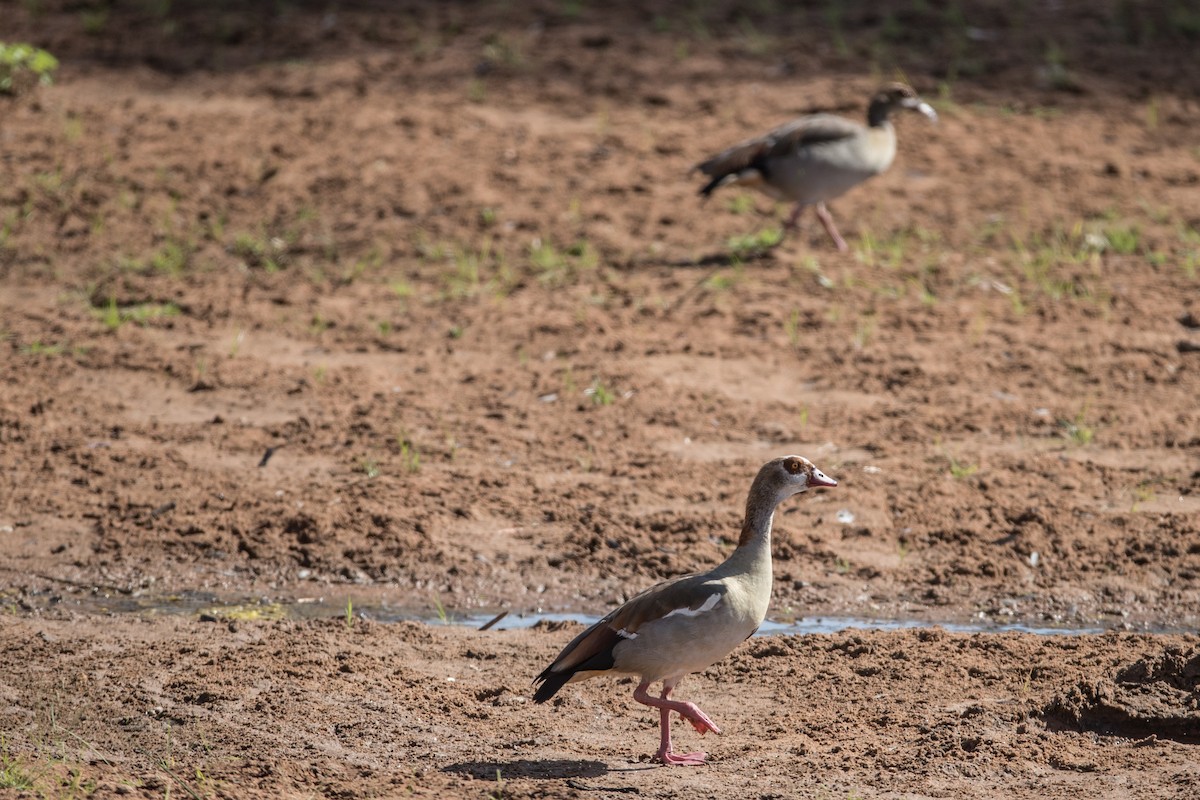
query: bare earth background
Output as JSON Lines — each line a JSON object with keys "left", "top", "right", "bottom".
{"left": 1, "top": 1, "right": 1199, "bottom": 798}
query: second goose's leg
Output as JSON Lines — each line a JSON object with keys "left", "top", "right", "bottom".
{"left": 815, "top": 202, "right": 848, "bottom": 251}
{"left": 782, "top": 202, "right": 805, "bottom": 234}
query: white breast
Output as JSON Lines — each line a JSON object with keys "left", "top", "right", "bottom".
{"left": 768, "top": 125, "right": 897, "bottom": 205}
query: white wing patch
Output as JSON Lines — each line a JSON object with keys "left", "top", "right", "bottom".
{"left": 663, "top": 592, "right": 722, "bottom": 619}
{"left": 616, "top": 628, "right": 638, "bottom": 640}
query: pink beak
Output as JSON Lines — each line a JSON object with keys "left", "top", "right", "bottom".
{"left": 809, "top": 470, "right": 838, "bottom": 489}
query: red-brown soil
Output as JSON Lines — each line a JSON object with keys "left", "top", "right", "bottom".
{"left": 1, "top": 2, "right": 1199, "bottom": 797}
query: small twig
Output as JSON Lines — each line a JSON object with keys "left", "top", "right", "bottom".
{"left": 478, "top": 611, "right": 508, "bottom": 631}
{"left": 149, "top": 502, "right": 176, "bottom": 518}
{"left": 258, "top": 445, "right": 282, "bottom": 468}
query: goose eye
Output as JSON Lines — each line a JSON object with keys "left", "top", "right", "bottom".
{"left": 785, "top": 458, "right": 802, "bottom": 474}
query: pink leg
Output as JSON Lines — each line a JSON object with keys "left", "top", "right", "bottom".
{"left": 815, "top": 202, "right": 848, "bottom": 251}
{"left": 633, "top": 679, "right": 720, "bottom": 766}
{"left": 782, "top": 203, "right": 804, "bottom": 234}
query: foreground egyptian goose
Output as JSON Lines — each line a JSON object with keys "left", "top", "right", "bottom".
{"left": 533, "top": 455, "right": 837, "bottom": 765}
{"left": 694, "top": 83, "right": 937, "bottom": 251}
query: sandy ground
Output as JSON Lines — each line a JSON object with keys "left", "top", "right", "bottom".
{"left": 1, "top": 1, "right": 1199, "bottom": 797}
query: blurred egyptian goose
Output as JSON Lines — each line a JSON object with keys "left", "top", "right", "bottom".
{"left": 533, "top": 455, "right": 837, "bottom": 765}
{"left": 694, "top": 83, "right": 937, "bottom": 252}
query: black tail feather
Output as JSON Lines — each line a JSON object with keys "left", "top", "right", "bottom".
{"left": 698, "top": 173, "right": 728, "bottom": 197}
{"left": 532, "top": 625, "right": 621, "bottom": 703}
{"left": 532, "top": 669, "right": 573, "bottom": 704}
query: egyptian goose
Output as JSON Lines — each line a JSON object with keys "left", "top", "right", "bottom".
{"left": 694, "top": 83, "right": 937, "bottom": 252}
{"left": 533, "top": 455, "right": 837, "bottom": 765}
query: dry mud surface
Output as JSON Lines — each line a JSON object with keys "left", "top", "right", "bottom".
{"left": 1, "top": 2, "right": 1199, "bottom": 798}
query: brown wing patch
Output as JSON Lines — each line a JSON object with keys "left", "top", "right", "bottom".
{"left": 607, "top": 573, "right": 722, "bottom": 630}
{"left": 764, "top": 115, "right": 861, "bottom": 159}
{"left": 542, "top": 573, "right": 703, "bottom": 673}
{"left": 695, "top": 115, "right": 861, "bottom": 195}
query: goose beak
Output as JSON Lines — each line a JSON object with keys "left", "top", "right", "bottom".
{"left": 903, "top": 97, "right": 939, "bottom": 124}
{"left": 809, "top": 470, "right": 838, "bottom": 489}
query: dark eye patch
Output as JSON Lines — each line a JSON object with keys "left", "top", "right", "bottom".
{"left": 785, "top": 458, "right": 802, "bottom": 474}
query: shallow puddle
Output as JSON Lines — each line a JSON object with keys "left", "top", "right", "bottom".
{"left": 31, "top": 590, "right": 1183, "bottom": 637}
{"left": 454, "top": 611, "right": 1111, "bottom": 637}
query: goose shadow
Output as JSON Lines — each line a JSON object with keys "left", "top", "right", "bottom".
{"left": 442, "top": 758, "right": 608, "bottom": 781}
{"left": 662, "top": 247, "right": 778, "bottom": 269}
{"left": 620, "top": 245, "right": 778, "bottom": 272}
{"left": 631, "top": 246, "right": 782, "bottom": 312}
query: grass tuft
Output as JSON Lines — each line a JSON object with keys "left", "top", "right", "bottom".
{"left": 0, "top": 42, "right": 58, "bottom": 95}
{"left": 727, "top": 228, "right": 781, "bottom": 256}
{"left": 94, "top": 298, "right": 181, "bottom": 330}
{"left": 529, "top": 237, "right": 598, "bottom": 286}
{"left": 431, "top": 594, "right": 449, "bottom": 624}
{"left": 398, "top": 437, "right": 421, "bottom": 474}
{"left": 586, "top": 380, "right": 615, "bottom": 406}
{"left": 948, "top": 458, "right": 978, "bottom": 479}
{"left": 20, "top": 340, "right": 66, "bottom": 356}
{"left": 1060, "top": 405, "right": 1095, "bottom": 446}
{"left": 0, "top": 751, "right": 34, "bottom": 790}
